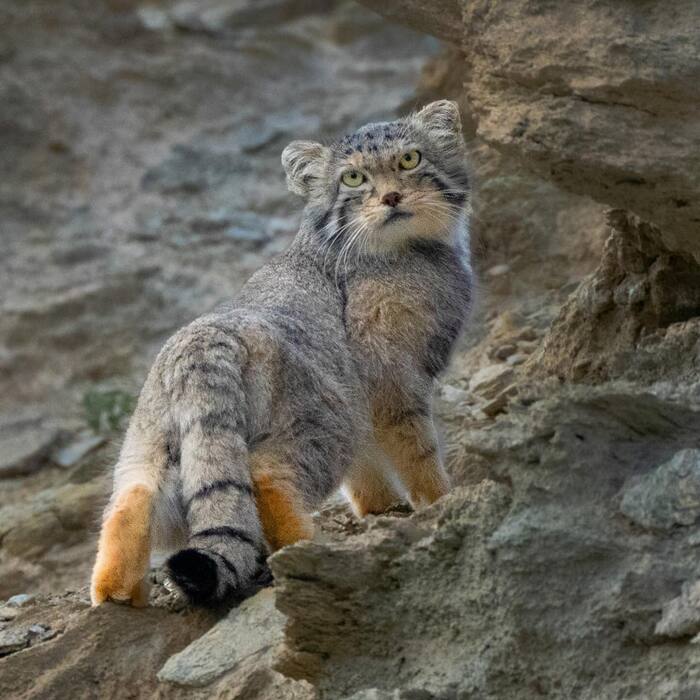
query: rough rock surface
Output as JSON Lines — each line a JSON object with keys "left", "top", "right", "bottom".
{"left": 361, "top": 0, "right": 700, "bottom": 262}
{"left": 2, "top": 0, "right": 700, "bottom": 699}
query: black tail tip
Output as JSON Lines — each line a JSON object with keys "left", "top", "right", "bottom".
{"left": 165, "top": 548, "right": 219, "bottom": 607}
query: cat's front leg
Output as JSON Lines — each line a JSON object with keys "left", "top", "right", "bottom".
{"left": 342, "top": 445, "right": 402, "bottom": 517}
{"left": 373, "top": 405, "right": 450, "bottom": 509}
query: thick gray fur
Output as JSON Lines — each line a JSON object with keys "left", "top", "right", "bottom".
{"left": 102, "top": 100, "right": 474, "bottom": 605}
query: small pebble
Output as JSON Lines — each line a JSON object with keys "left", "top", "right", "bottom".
{"left": 7, "top": 593, "right": 35, "bottom": 608}
{"left": 0, "top": 607, "right": 19, "bottom": 622}
{"left": 486, "top": 264, "right": 510, "bottom": 277}
{"left": 493, "top": 344, "right": 517, "bottom": 361}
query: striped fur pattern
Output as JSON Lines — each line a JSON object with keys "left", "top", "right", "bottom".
{"left": 90, "top": 101, "right": 474, "bottom": 608}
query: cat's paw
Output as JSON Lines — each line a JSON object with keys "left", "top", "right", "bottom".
{"left": 91, "top": 567, "right": 150, "bottom": 608}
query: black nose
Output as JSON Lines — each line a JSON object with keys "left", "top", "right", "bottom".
{"left": 381, "top": 191, "right": 403, "bottom": 208}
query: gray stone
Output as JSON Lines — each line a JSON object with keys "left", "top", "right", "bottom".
{"left": 0, "top": 628, "right": 31, "bottom": 656}
{"left": 51, "top": 433, "right": 105, "bottom": 468}
{"left": 0, "top": 415, "right": 62, "bottom": 479}
{"left": 620, "top": 449, "right": 700, "bottom": 530}
{"left": 655, "top": 580, "right": 700, "bottom": 638}
{"left": 0, "top": 607, "right": 19, "bottom": 622}
{"left": 493, "top": 343, "right": 517, "bottom": 360}
{"left": 468, "top": 364, "right": 515, "bottom": 399}
{"left": 157, "top": 587, "right": 285, "bottom": 687}
{"left": 6, "top": 594, "right": 34, "bottom": 608}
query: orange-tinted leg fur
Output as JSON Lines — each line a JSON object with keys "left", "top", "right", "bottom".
{"left": 343, "top": 458, "right": 400, "bottom": 517}
{"left": 91, "top": 485, "right": 153, "bottom": 607}
{"left": 375, "top": 418, "right": 449, "bottom": 509}
{"left": 251, "top": 460, "right": 314, "bottom": 550}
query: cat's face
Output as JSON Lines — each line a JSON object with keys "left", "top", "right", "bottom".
{"left": 282, "top": 101, "right": 470, "bottom": 254}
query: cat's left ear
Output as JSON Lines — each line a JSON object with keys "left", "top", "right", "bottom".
{"left": 413, "top": 100, "right": 463, "bottom": 138}
{"left": 281, "top": 140, "right": 329, "bottom": 198}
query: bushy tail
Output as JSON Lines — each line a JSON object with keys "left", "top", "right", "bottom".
{"left": 163, "top": 327, "right": 270, "bottom": 607}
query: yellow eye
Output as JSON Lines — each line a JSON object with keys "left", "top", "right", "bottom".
{"left": 399, "top": 150, "right": 421, "bottom": 170}
{"left": 342, "top": 170, "right": 365, "bottom": 187}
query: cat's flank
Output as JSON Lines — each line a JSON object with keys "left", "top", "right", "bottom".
{"left": 91, "top": 100, "right": 473, "bottom": 608}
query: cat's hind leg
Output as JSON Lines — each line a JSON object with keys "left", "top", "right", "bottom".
{"left": 250, "top": 454, "right": 314, "bottom": 551}
{"left": 91, "top": 413, "right": 167, "bottom": 607}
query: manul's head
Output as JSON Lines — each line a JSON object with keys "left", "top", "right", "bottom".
{"left": 282, "top": 100, "right": 470, "bottom": 254}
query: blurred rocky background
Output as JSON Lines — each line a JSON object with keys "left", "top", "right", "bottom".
{"left": 1, "top": 1, "right": 699, "bottom": 698}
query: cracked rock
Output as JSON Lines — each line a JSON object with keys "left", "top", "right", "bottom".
{"left": 157, "top": 588, "right": 285, "bottom": 687}
{"left": 620, "top": 449, "right": 700, "bottom": 531}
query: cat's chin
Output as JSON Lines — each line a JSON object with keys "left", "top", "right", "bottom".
{"left": 364, "top": 211, "right": 457, "bottom": 254}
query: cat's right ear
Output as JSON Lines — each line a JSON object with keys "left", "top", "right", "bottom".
{"left": 281, "top": 141, "right": 328, "bottom": 197}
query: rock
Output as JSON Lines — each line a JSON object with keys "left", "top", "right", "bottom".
{"left": 136, "top": 6, "right": 172, "bottom": 32}
{"left": 272, "top": 481, "right": 513, "bottom": 695}
{"left": 357, "top": 0, "right": 461, "bottom": 43}
{"left": 468, "top": 364, "right": 515, "bottom": 399}
{"left": 0, "top": 477, "right": 106, "bottom": 559}
{"left": 0, "top": 628, "right": 31, "bottom": 656}
{"left": 169, "top": 0, "right": 334, "bottom": 35}
{"left": 366, "top": 0, "right": 700, "bottom": 261}
{"left": 157, "top": 587, "right": 285, "bottom": 687}
{"left": 0, "top": 622, "right": 54, "bottom": 657}
{"left": 655, "top": 580, "right": 700, "bottom": 638}
{"left": 51, "top": 433, "right": 106, "bottom": 468}
{"left": 486, "top": 264, "right": 510, "bottom": 277}
{"left": 492, "top": 343, "right": 517, "bottom": 360}
{"left": 620, "top": 449, "right": 700, "bottom": 530}
{"left": 272, "top": 387, "right": 700, "bottom": 698}
{"left": 438, "top": 384, "right": 470, "bottom": 404}
{"left": 0, "top": 413, "right": 62, "bottom": 478}
{"left": 0, "top": 593, "right": 213, "bottom": 697}
{"left": 480, "top": 383, "right": 518, "bottom": 417}
{"left": 511, "top": 327, "right": 538, "bottom": 343}
{"left": 6, "top": 594, "right": 35, "bottom": 608}
{"left": 531, "top": 212, "right": 700, "bottom": 381}
{"left": 506, "top": 353, "right": 527, "bottom": 366}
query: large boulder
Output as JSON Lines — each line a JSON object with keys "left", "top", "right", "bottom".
{"left": 359, "top": 0, "right": 700, "bottom": 262}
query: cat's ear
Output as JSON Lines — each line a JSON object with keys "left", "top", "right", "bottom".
{"left": 414, "top": 100, "right": 462, "bottom": 138}
{"left": 281, "top": 140, "right": 329, "bottom": 197}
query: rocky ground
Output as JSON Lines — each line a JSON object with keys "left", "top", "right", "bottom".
{"left": 1, "top": 1, "right": 700, "bottom": 698}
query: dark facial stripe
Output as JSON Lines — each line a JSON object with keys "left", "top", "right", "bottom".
{"left": 335, "top": 197, "right": 351, "bottom": 238}
{"left": 314, "top": 181, "right": 340, "bottom": 236}
{"left": 191, "top": 526, "right": 259, "bottom": 549}
{"left": 314, "top": 207, "right": 331, "bottom": 234}
{"left": 427, "top": 173, "right": 467, "bottom": 205}
{"left": 186, "top": 479, "right": 253, "bottom": 509}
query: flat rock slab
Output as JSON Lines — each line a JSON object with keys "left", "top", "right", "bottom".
{"left": 158, "top": 587, "right": 285, "bottom": 687}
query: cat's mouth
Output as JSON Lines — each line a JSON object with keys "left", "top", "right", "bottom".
{"left": 383, "top": 209, "right": 414, "bottom": 225}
